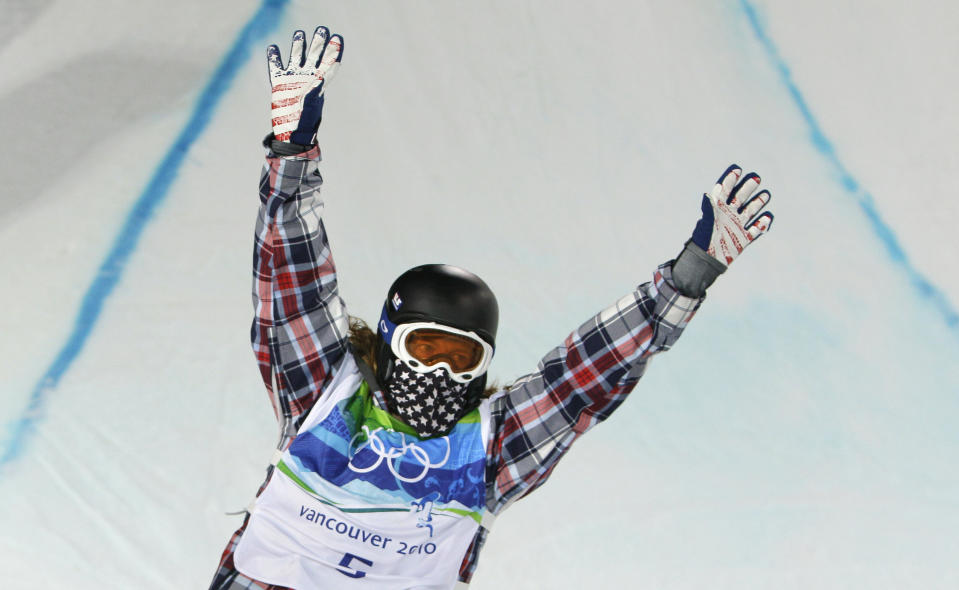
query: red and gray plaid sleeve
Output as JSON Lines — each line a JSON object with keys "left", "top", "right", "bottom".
{"left": 486, "top": 263, "right": 702, "bottom": 509}
{"left": 210, "top": 146, "right": 352, "bottom": 590}
{"left": 251, "top": 146, "right": 350, "bottom": 431}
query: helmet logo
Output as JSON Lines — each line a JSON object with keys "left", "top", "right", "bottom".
{"left": 391, "top": 292, "right": 403, "bottom": 311}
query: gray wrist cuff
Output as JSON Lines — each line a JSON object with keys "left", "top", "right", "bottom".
{"left": 261, "top": 133, "right": 314, "bottom": 156}
{"left": 671, "top": 240, "right": 727, "bottom": 298}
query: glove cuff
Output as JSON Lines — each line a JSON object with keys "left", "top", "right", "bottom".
{"left": 262, "top": 133, "right": 315, "bottom": 156}
{"left": 671, "top": 240, "right": 727, "bottom": 298}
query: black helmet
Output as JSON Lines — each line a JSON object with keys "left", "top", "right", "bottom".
{"left": 375, "top": 264, "right": 498, "bottom": 402}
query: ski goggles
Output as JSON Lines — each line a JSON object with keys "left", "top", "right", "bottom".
{"left": 385, "top": 321, "right": 494, "bottom": 384}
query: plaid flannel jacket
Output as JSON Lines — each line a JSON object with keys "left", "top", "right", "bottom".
{"left": 212, "top": 146, "right": 702, "bottom": 589}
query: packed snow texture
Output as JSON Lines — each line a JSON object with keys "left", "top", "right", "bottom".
{"left": 1, "top": 0, "right": 957, "bottom": 588}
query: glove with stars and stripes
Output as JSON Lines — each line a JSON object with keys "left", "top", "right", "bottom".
{"left": 267, "top": 26, "right": 343, "bottom": 146}
{"left": 672, "top": 164, "right": 774, "bottom": 298}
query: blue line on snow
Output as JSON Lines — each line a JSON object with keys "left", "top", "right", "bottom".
{"left": 739, "top": 0, "right": 959, "bottom": 330}
{"left": 0, "top": 0, "right": 290, "bottom": 472}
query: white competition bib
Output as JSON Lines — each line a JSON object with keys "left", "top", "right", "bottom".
{"left": 235, "top": 356, "right": 492, "bottom": 589}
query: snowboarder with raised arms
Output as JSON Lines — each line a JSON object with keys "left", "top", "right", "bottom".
{"left": 209, "top": 25, "right": 774, "bottom": 590}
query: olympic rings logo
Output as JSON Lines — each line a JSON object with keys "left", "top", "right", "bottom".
{"left": 347, "top": 425, "right": 451, "bottom": 483}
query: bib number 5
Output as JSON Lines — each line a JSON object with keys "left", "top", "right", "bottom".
{"left": 336, "top": 552, "right": 374, "bottom": 579}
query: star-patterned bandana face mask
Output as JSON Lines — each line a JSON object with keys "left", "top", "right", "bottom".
{"left": 385, "top": 360, "right": 471, "bottom": 438}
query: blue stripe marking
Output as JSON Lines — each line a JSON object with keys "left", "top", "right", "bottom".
{"left": 0, "top": 0, "right": 290, "bottom": 472}
{"left": 739, "top": 0, "right": 959, "bottom": 330}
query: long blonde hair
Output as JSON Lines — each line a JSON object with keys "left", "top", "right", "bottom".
{"left": 347, "top": 316, "right": 380, "bottom": 371}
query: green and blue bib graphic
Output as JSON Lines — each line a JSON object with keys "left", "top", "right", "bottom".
{"left": 279, "top": 382, "right": 487, "bottom": 529}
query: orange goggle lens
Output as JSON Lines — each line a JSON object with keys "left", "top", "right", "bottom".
{"left": 403, "top": 329, "right": 486, "bottom": 373}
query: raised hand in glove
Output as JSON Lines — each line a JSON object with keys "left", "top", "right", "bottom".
{"left": 672, "top": 164, "right": 774, "bottom": 298}
{"left": 267, "top": 26, "right": 343, "bottom": 145}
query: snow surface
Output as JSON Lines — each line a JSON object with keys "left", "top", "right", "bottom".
{"left": 1, "top": 0, "right": 958, "bottom": 588}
